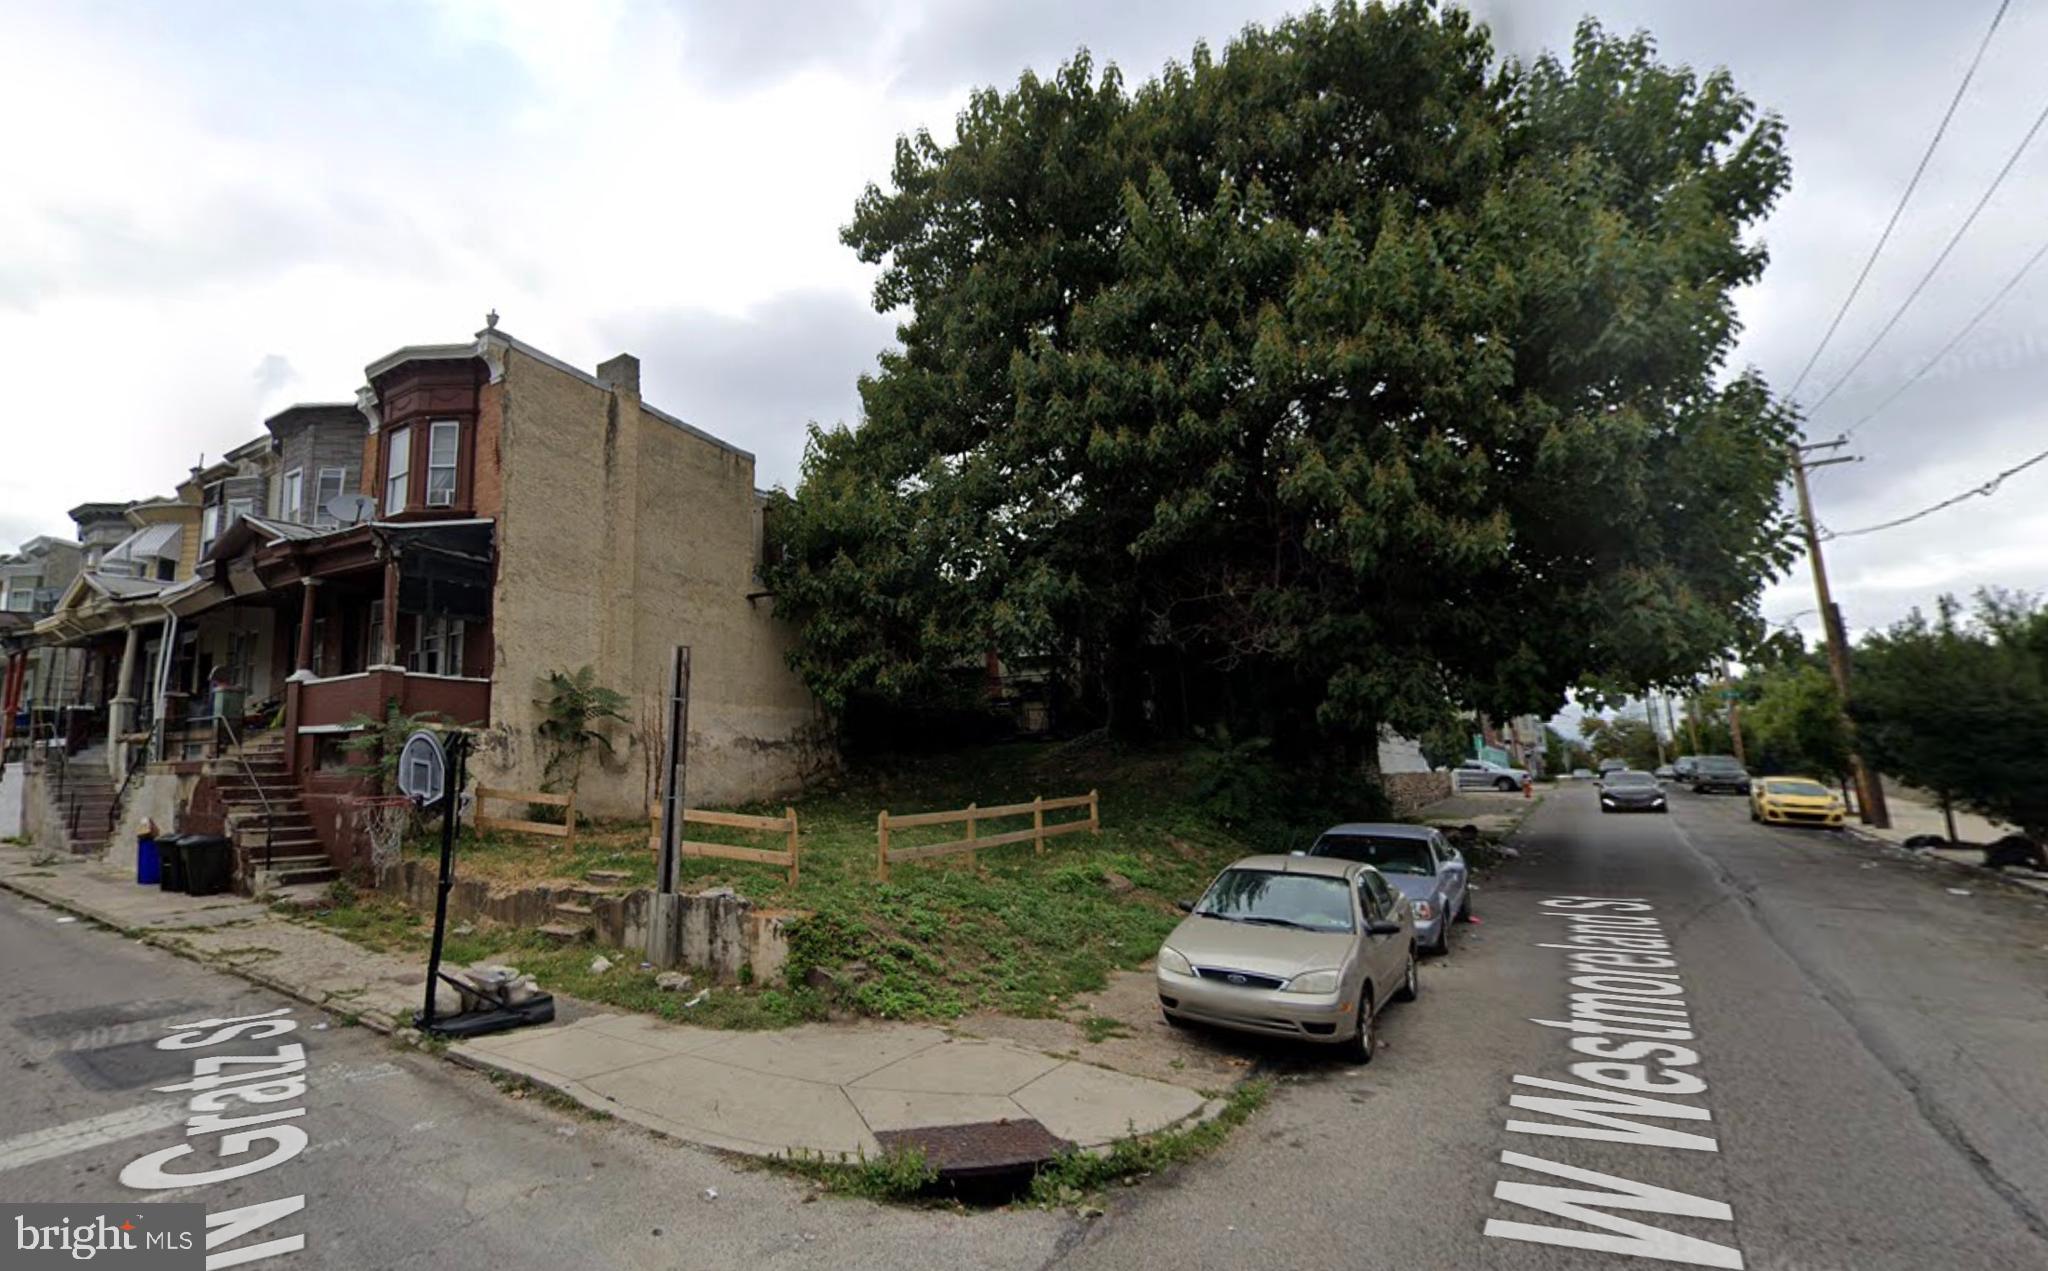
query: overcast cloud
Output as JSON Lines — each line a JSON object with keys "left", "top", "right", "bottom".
{"left": 3, "top": 0, "right": 2044, "bottom": 648}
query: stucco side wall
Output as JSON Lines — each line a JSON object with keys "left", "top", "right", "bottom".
{"left": 474, "top": 349, "right": 824, "bottom": 817}
{"left": 628, "top": 406, "right": 824, "bottom": 809}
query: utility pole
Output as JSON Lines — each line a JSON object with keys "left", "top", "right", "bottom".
{"left": 1720, "top": 658, "right": 1748, "bottom": 766}
{"left": 1789, "top": 441, "right": 1890, "bottom": 828}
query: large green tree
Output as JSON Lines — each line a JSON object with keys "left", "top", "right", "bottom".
{"left": 1854, "top": 593, "right": 2048, "bottom": 840}
{"left": 767, "top": 1, "right": 1797, "bottom": 762}
{"left": 1740, "top": 660, "right": 1850, "bottom": 781}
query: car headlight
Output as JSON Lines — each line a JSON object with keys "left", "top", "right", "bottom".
{"left": 1283, "top": 969, "right": 1341, "bottom": 995}
{"left": 1156, "top": 946, "right": 1194, "bottom": 976}
{"left": 1412, "top": 900, "right": 1436, "bottom": 921}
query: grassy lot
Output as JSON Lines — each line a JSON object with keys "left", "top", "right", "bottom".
{"left": 305, "top": 737, "right": 1390, "bottom": 1027}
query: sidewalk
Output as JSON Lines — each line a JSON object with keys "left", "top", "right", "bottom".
{"left": 0, "top": 846, "right": 1221, "bottom": 1169}
{"left": 1842, "top": 787, "right": 2048, "bottom": 899}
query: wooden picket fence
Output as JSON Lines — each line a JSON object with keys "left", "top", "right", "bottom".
{"left": 875, "top": 790, "right": 1099, "bottom": 880}
{"left": 648, "top": 803, "right": 801, "bottom": 887}
{"left": 474, "top": 786, "right": 576, "bottom": 844}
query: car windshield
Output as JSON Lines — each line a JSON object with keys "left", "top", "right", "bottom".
{"left": 1195, "top": 869, "right": 1356, "bottom": 932}
{"left": 1310, "top": 833, "right": 1435, "bottom": 876}
{"left": 1697, "top": 758, "right": 1744, "bottom": 773}
{"left": 1769, "top": 779, "right": 1832, "bottom": 798}
{"left": 1606, "top": 772, "right": 1657, "bottom": 788}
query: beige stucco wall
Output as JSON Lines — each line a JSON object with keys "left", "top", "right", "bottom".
{"left": 474, "top": 348, "right": 826, "bottom": 817}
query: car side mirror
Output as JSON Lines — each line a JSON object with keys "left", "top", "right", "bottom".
{"left": 1366, "top": 920, "right": 1403, "bottom": 937}
{"left": 1176, "top": 900, "right": 1194, "bottom": 913}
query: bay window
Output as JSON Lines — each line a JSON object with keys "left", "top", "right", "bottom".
{"left": 427, "top": 420, "right": 458, "bottom": 507}
{"left": 385, "top": 425, "right": 411, "bottom": 514}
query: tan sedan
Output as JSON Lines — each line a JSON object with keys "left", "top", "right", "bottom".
{"left": 1155, "top": 854, "right": 1418, "bottom": 1062}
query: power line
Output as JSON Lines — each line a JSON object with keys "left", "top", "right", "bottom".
{"left": 1820, "top": 442, "right": 2048, "bottom": 539}
{"left": 1803, "top": 89, "right": 2048, "bottom": 417}
{"left": 1785, "top": 0, "right": 2012, "bottom": 401}
{"left": 1839, "top": 235, "right": 2048, "bottom": 440}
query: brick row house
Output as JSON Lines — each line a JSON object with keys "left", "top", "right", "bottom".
{"left": 14, "top": 322, "right": 824, "bottom": 889}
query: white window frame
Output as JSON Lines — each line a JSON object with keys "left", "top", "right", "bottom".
{"left": 314, "top": 467, "right": 346, "bottom": 525}
{"left": 280, "top": 468, "right": 304, "bottom": 522}
{"left": 225, "top": 496, "right": 255, "bottom": 529}
{"left": 426, "top": 419, "right": 458, "bottom": 508}
{"left": 385, "top": 425, "right": 412, "bottom": 514}
{"left": 200, "top": 504, "right": 223, "bottom": 554}
{"left": 410, "top": 614, "right": 465, "bottom": 677}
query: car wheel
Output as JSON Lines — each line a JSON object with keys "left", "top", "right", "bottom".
{"left": 1495, "top": 777, "right": 1518, "bottom": 792}
{"left": 1428, "top": 917, "right": 1450, "bottom": 956}
{"left": 1395, "top": 948, "right": 1420, "bottom": 1002}
{"left": 1348, "top": 993, "right": 1377, "bottom": 1064}
{"left": 1161, "top": 1009, "right": 1188, "bottom": 1030}
{"left": 1455, "top": 893, "right": 1472, "bottom": 923}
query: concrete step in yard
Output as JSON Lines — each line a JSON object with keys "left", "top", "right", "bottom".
{"left": 537, "top": 923, "right": 591, "bottom": 943}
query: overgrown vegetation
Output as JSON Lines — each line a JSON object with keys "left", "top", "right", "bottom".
{"left": 1028, "top": 1080, "right": 1272, "bottom": 1206}
{"left": 342, "top": 703, "right": 447, "bottom": 794}
{"left": 535, "top": 666, "right": 630, "bottom": 795}
{"left": 766, "top": 1146, "right": 939, "bottom": 1202}
{"left": 315, "top": 738, "right": 1433, "bottom": 1026}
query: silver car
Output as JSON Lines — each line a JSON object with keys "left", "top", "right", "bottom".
{"left": 1303, "top": 823, "right": 1470, "bottom": 955}
{"left": 1156, "top": 855, "right": 1418, "bottom": 1062}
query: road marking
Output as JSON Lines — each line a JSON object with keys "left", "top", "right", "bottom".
{"left": 0, "top": 1103, "right": 186, "bottom": 1173}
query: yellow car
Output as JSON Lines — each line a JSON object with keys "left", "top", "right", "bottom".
{"left": 1749, "top": 776, "right": 1847, "bottom": 828}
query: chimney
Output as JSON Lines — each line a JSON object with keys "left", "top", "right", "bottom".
{"left": 597, "top": 353, "right": 640, "bottom": 396}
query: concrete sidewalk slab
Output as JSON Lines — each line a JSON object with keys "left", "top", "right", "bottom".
{"left": 453, "top": 1012, "right": 1219, "bottom": 1163}
{"left": 2, "top": 846, "right": 1234, "bottom": 1169}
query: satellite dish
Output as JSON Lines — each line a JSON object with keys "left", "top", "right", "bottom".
{"left": 324, "top": 493, "right": 378, "bottom": 525}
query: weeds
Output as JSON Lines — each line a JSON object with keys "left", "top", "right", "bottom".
{"left": 1027, "top": 1080, "right": 1271, "bottom": 1206}
{"left": 766, "top": 1146, "right": 938, "bottom": 1202}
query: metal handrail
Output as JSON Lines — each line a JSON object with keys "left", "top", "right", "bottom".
{"left": 214, "top": 716, "right": 277, "bottom": 872}
{"left": 109, "top": 745, "right": 146, "bottom": 838}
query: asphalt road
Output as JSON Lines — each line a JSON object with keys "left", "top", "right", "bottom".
{"left": 1057, "top": 782, "right": 2048, "bottom": 1271}
{"left": 7, "top": 784, "right": 2048, "bottom": 1270}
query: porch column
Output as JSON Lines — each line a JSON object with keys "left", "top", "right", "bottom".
{"left": 376, "top": 554, "right": 400, "bottom": 668}
{"left": 108, "top": 624, "right": 142, "bottom": 776}
{"left": 295, "top": 579, "right": 321, "bottom": 675}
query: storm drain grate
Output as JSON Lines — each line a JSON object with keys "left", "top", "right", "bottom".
{"left": 873, "top": 1119, "right": 1074, "bottom": 1179}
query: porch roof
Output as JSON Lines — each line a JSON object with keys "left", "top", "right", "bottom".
{"left": 175, "top": 518, "right": 495, "bottom": 618}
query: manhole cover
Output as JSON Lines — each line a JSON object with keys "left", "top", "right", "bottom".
{"left": 873, "top": 1119, "right": 1073, "bottom": 1179}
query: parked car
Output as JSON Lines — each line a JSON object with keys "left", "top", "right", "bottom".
{"left": 1157, "top": 855, "right": 1417, "bottom": 1061}
{"left": 1653, "top": 764, "right": 1676, "bottom": 780}
{"left": 1303, "top": 823, "right": 1469, "bottom": 955}
{"left": 1453, "top": 759, "right": 1529, "bottom": 793}
{"left": 1598, "top": 770, "right": 1668, "bottom": 814}
{"left": 1691, "top": 755, "right": 1751, "bottom": 794}
{"left": 1672, "top": 755, "right": 1699, "bottom": 783}
{"left": 1749, "top": 776, "right": 1846, "bottom": 828}
{"left": 1597, "top": 758, "right": 1628, "bottom": 777}
{"left": 1571, "top": 767, "right": 1596, "bottom": 780}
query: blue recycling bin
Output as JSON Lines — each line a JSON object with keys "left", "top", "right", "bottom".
{"left": 137, "top": 834, "right": 161, "bottom": 886}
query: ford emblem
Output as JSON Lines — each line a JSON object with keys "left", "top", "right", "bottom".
{"left": 1226, "top": 973, "right": 1248, "bottom": 985}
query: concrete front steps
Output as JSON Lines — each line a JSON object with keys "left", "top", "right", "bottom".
{"left": 52, "top": 746, "right": 120, "bottom": 856}
{"left": 208, "top": 737, "right": 338, "bottom": 892}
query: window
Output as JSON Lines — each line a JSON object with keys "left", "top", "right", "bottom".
{"left": 279, "top": 469, "right": 303, "bottom": 522}
{"left": 226, "top": 497, "right": 255, "bottom": 528}
{"left": 426, "top": 420, "right": 458, "bottom": 507}
{"left": 366, "top": 600, "right": 384, "bottom": 667}
{"left": 200, "top": 504, "right": 223, "bottom": 555}
{"left": 385, "top": 425, "right": 411, "bottom": 514}
{"left": 311, "top": 617, "right": 327, "bottom": 677}
{"left": 314, "top": 468, "right": 347, "bottom": 525}
{"left": 410, "top": 614, "right": 465, "bottom": 677}
{"left": 4, "top": 577, "right": 37, "bottom": 611}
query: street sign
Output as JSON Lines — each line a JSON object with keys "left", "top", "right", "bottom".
{"left": 397, "top": 729, "right": 447, "bottom": 808}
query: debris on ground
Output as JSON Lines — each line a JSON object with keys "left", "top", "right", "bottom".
{"left": 656, "top": 970, "right": 694, "bottom": 992}
{"left": 682, "top": 989, "right": 710, "bottom": 1009}
{"left": 1946, "top": 888, "right": 1973, "bottom": 896}
{"left": 589, "top": 955, "right": 614, "bottom": 974}
{"left": 702, "top": 1188, "right": 718, "bottom": 1201}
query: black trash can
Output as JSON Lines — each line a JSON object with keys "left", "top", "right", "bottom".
{"left": 156, "top": 834, "right": 189, "bottom": 893}
{"left": 179, "top": 835, "right": 235, "bottom": 897}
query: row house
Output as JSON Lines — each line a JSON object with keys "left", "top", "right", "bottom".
{"left": 21, "top": 320, "right": 823, "bottom": 888}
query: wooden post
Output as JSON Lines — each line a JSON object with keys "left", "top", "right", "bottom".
{"left": 876, "top": 810, "right": 890, "bottom": 881}
{"left": 377, "top": 557, "right": 400, "bottom": 667}
{"left": 1033, "top": 795, "right": 1045, "bottom": 855}
{"left": 1089, "top": 789, "right": 1100, "bottom": 834}
{"left": 965, "top": 801, "right": 978, "bottom": 869}
{"left": 563, "top": 792, "right": 577, "bottom": 848}
{"left": 786, "top": 805, "right": 799, "bottom": 887}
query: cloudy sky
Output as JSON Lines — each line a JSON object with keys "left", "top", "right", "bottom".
{"left": 5, "top": 0, "right": 2044, "bottom": 648}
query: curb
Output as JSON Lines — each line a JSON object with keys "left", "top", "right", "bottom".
{"left": 0, "top": 871, "right": 402, "bottom": 1035}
